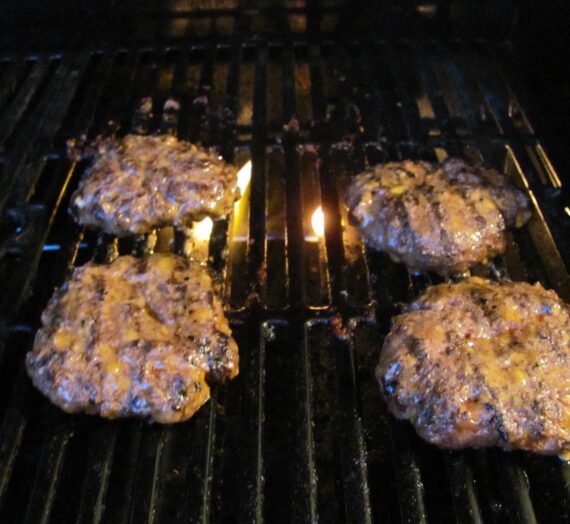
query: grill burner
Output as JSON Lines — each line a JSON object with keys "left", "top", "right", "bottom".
{"left": 0, "top": 35, "right": 569, "bottom": 523}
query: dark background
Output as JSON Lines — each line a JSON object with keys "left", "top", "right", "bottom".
{"left": 0, "top": 0, "right": 568, "bottom": 160}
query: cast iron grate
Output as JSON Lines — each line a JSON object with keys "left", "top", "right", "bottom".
{"left": 0, "top": 35, "right": 569, "bottom": 523}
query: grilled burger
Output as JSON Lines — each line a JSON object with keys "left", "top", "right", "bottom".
{"left": 346, "top": 158, "right": 531, "bottom": 274}
{"left": 26, "top": 253, "right": 238, "bottom": 423}
{"left": 377, "top": 277, "right": 570, "bottom": 456}
{"left": 70, "top": 134, "right": 238, "bottom": 236}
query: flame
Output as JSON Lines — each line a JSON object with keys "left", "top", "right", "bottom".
{"left": 237, "top": 160, "right": 252, "bottom": 196}
{"left": 193, "top": 217, "right": 213, "bottom": 241}
{"left": 311, "top": 206, "right": 325, "bottom": 238}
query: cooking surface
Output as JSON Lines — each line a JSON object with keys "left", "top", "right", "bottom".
{"left": 0, "top": 36, "right": 569, "bottom": 522}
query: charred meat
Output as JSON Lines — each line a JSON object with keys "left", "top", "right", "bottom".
{"left": 70, "top": 134, "right": 238, "bottom": 236}
{"left": 346, "top": 158, "right": 531, "bottom": 274}
{"left": 27, "top": 253, "right": 238, "bottom": 423}
{"left": 377, "top": 277, "right": 570, "bottom": 456}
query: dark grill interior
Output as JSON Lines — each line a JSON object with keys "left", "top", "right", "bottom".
{"left": 1, "top": 33, "right": 570, "bottom": 523}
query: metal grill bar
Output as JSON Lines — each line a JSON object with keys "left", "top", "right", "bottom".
{"left": 384, "top": 56, "right": 535, "bottom": 522}
{"left": 0, "top": 58, "right": 51, "bottom": 154}
{"left": 23, "top": 51, "right": 145, "bottom": 524}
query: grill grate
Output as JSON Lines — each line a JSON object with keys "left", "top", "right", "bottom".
{"left": 0, "top": 35, "right": 569, "bottom": 523}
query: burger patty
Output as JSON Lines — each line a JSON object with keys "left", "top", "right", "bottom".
{"left": 26, "top": 254, "right": 238, "bottom": 423}
{"left": 346, "top": 158, "right": 531, "bottom": 274}
{"left": 70, "top": 134, "right": 238, "bottom": 236}
{"left": 377, "top": 277, "right": 570, "bottom": 456}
